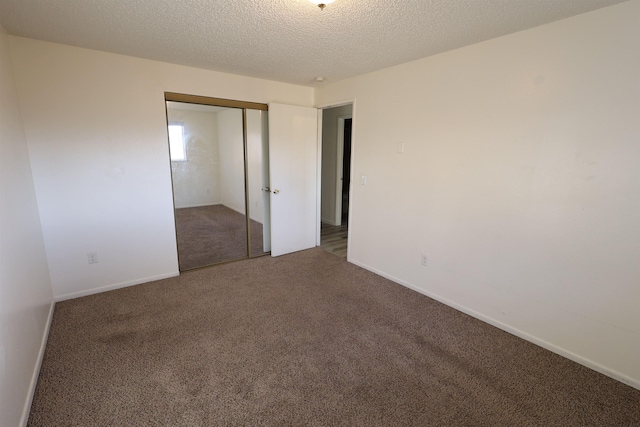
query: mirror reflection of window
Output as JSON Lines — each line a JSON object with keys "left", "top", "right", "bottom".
{"left": 168, "top": 123, "right": 186, "bottom": 161}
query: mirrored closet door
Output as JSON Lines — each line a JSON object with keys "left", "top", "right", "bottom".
{"left": 165, "top": 94, "right": 270, "bottom": 271}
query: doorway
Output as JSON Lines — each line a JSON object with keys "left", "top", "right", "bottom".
{"left": 338, "top": 117, "right": 352, "bottom": 225}
{"left": 165, "top": 93, "right": 271, "bottom": 271}
{"left": 320, "top": 104, "right": 353, "bottom": 258}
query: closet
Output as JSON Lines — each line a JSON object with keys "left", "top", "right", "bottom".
{"left": 165, "top": 93, "right": 271, "bottom": 270}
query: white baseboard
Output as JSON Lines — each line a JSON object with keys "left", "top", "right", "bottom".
{"left": 348, "top": 258, "right": 640, "bottom": 391}
{"left": 20, "top": 299, "right": 55, "bottom": 427}
{"left": 55, "top": 271, "right": 179, "bottom": 302}
{"left": 174, "top": 202, "right": 221, "bottom": 209}
{"left": 179, "top": 202, "right": 266, "bottom": 225}
{"left": 321, "top": 218, "right": 341, "bottom": 226}
{"left": 20, "top": 271, "right": 179, "bottom": 425}
{"left": 219, "top": 203, "right": 264, "bottom": 225}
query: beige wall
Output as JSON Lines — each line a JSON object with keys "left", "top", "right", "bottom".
{"left": 316, "top": 1, "right": 640, "bottom": 388}
{"left": 218, "top": 108, "right": 246, "bottom": 214}
{"left": 0, "top": 26, "right": 53, "bottom": 427}
{"left": 245, "top": 109, "right": 269, "bottom": 224}
{"left": 9, "top": 36, "right": 314, "bottom": 300}
{"left": 167, "top": 107, "right": 221, "bottom": 209}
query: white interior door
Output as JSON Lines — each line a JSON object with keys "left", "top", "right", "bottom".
{"left": 268, "top": 103, "right": 318, "bottom": 256}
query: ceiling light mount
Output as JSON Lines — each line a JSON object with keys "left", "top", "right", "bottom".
{"left": 309, "top": 0, "right": 335, "bottom": 11}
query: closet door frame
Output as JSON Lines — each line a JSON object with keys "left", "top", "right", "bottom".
{"left": 165, "top": 92, "right": 269, "bottom": 269}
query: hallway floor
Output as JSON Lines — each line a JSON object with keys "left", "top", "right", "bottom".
{"left": 320, "top": 222, "right": 348, "bottom": 258}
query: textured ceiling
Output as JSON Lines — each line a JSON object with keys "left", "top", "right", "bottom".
{"left": 0, "top": 0, "right": 629, "bottom": 86}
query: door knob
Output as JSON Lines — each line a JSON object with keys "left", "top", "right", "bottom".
{"left": 273, "top": 189, "right": 280, "bottom": 194}
{"left": 262, "top": 187, "right": 270, "bottom": 192}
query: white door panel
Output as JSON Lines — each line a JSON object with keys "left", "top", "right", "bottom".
{"left": 268, "top": 103, "right": 318, "bottom": 257}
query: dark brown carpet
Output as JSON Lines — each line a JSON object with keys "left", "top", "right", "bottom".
{"left": 29, "top": 248, "right": 639, "bottom": 426}
{"left": 175, "top": 205, "right": 266, "bottom": 270}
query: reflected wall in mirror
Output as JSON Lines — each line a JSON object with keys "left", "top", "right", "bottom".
{"left": 246, "top": 109, "right": 271, "bottom": 257}
{"left": 166, "top": 100, "right": 270, "bottom": 271}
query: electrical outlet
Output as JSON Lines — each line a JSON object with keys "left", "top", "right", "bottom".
{"left": 87, "top": 252, "right": 98, "bottom": 264}
{"left": 421, "top": 254, "right": 428, "bottom": 266}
